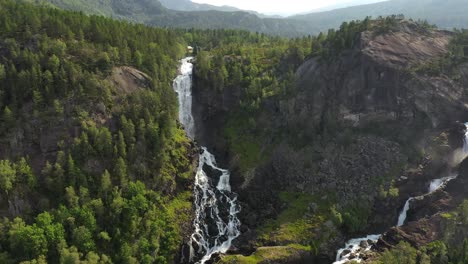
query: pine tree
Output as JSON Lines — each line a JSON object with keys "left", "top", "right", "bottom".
{"left": 0, "top": 64, "right": 5, "bottom": 80}
{"left": 3, "top": 106, "right": 14, "bottom": 128}
{"left": 114, "top": 157, "right": 128, "bottom": 188}
{"left": 117, "top": 131, "right": 127, "bottom": 158}
{"left": 65, "top": 186, "right": 79, "bottom": 207}
{"left": 133, "top": 50, "right": 143, "bottom": 68}
{"left": 101, "top": 170, "right": 112, "bottom": 197}
{"left": 15, "top": 157, "right": 35, "bottom": 189}
{"left": 67, "top": 154, "right": 77, "bottom": 187}
{"left": 0, "top": 160, "right": 16, "bottom": 195}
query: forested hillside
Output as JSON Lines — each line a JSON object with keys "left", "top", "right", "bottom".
{"left": 159, "top": 0, "right": 243, "bottom": 13}
{"left": 27, "top": 0, "right": 309, "bottom": 37}
{"left": 0, "top": 0, "right": 196, "bottom": 262}
{"left": 4, "top": 0, "right": 468, "bottom": 262}
{"left": 26, "top": 0, "right": 468, "bottom": 38}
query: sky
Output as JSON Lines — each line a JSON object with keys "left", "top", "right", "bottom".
{"left": 191, "top": 0, "right": 387, "bottom": 16}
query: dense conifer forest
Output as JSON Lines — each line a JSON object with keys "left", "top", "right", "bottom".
{"left": 2, "top": 0, "right": 468, "bottom": 263}
{"left": 0, "top": 0, "right": 193, "bottom": 262}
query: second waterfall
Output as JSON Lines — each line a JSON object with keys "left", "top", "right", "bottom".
{"left": 173, "top": 57, "right": 241, "bottom": 264}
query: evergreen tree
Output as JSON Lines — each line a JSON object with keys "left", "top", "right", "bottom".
{"left": 100, "top": 170, "right": 112, "bottom": 196}
{"left": 0, "top": 160, "right": 16, "bottom": 195}
{"left": 115, "top": 157, "right": 128, "bottom": 188}
{"left": 3, "top": 106, "right": 14, "bottom": 128}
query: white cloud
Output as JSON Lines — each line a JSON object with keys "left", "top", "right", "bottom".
{"left": 191, "top": 0, "right": 387, "bottom": 15}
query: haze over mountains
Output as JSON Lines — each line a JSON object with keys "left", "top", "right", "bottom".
{"left": 36, "top": 0, "right": 468, "bottom": 36}
{"left": 303, "top": 0, "right": 388, "bottom": 13}
{"left": 292, "top": 0, "right": 468, "bottom": 32}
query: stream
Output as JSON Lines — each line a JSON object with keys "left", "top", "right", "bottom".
{"left": 334, "top": 123, "right": 468, "bottom": 263}
{"left": 173, "top": 57, "right": 241, "bottom": 264}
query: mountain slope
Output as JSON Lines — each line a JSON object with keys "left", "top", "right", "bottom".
{"left": 45, "top": 0, "right": 167, "bottom": 21}
{"left": 39, "top": 0, "right": 309, "bottom": 37}
{"left": 159, "top": 0, "right": 242, "bottom": 12}
{"left": 159, "top": 0, "right": 269, "bottom": 18}
{"left": 0, "top": 0, "right": 195, "bottom": 262}
{"left": 39, "top": 0, "right": 468, "bottom": 37}
{"left": 292, "top": 0, "right": 468, "bottom": 31}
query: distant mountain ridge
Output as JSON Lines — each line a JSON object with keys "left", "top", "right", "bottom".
{"left": 302, "top": 0, "right": 387, "bottom": 13}
{"left": 39, "top": 0, "right": 311, "bottom": 37}
{"left": 159, "top": 0, "right": 243, "bottom": 13}
{"left": 158, "top": 0, "right": 277, "bottom": 18}
{"left": 32, "top": 0, "right": 468, "bottom": 36}
{"left": 292, "top": 0, "right": 468, "bottom": 31}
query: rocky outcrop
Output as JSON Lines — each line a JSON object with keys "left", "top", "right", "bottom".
{"left": 191, "top": 68, "right": 241, "bottom": 154}
{"left": 108, "top": 66, "right": 152, "bottom": 95}
{"left": 294, "top": 21, "right": 465, "bottom": 130}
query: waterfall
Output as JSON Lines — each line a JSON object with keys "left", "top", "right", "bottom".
{"left": 173, "top": 57, "right": 241, "bottom": 264}
{"left": 396, "top": 198, "right": 413, "bottom": 227}
{"left": 464, "top": 124, "right": 468, "bottom": 154}
{"left": 428, "top": 175, "right": 457, "bottom": 193}
{"left": 173, "top": 57, "right": 195, "bottom": 139}
{"left": 334, "top": 123, "right": 468, "bottom": 263}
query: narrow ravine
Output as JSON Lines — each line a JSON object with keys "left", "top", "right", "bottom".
{"left": 173, "top": 57, "right": 241, "bottom": 264}
{"left": 334, "top": 123, "right": 468, "bottom": 264}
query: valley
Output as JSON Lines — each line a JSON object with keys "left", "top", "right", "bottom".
{"left": 1, "top": 0, "right": 468, "bottom": 264}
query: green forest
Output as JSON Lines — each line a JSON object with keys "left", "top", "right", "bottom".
{"left": 2, "top": 0, "right": 468, "bottom": 263}
{"left": 0, "top": 0, "right": 317, "bottom": 263}
{"left": 0, "top": 0, "right": 194, "bottom": 263}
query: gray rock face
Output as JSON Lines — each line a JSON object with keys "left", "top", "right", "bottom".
{"left": 294, "top": 22, "right": 466, "bottom": 130}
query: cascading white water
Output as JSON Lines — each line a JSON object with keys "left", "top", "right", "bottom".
{"left": 396, "top": 175, "right": 458, "bottom": 228}
{"left": 428, "top": 175, "right": 457, "bottom": 193}
{"left": 464, "top": 124, "right": 468, "bottom": 154}
{"left": 397, "top": 198, "right": 413, "bottom": 227}
{"left": 334, "top": 123, "right": 468, "bottom": 263}
{"left": 334, "top": 234, "right": 381, "bottom": 264}
{"left": 173, "top": 57, "right": 241, "bottom": 264}
{"left": 191, "top": 148, "right": 241, "bottom": 263}
{"left": 173, "top": 57, "right": 196, "bottom": 139}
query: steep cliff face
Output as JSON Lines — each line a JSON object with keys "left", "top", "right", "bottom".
{"left": 192, "top": 21, "right": 468, "bottom": 263}
{"left": 192, "top": 71, "right": 240, "bottom": 153}
{"left": 294, "top": 22, "right": 465, "bottom": 130}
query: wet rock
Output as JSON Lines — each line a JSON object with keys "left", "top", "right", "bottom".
{"left": 341, "top": 249, "right": 351, "bottom": 257}
{"left": 359, "top": 240, "right": 369, "bottom": 248}
{"left": 226, "top": 245, "right": 240, "bottom": 254}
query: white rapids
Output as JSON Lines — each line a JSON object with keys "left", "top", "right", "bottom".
{"left": 173, "top": 57, "right": 241, "bottom": 264}
{"left": 334, "top": 123, "right": 468, "bottom": 263}
{"left": 334, "top": 234, "right": 381, "bottom": 264}
{"left": 429, "top": 175, "right": 458, "bottom": 194}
